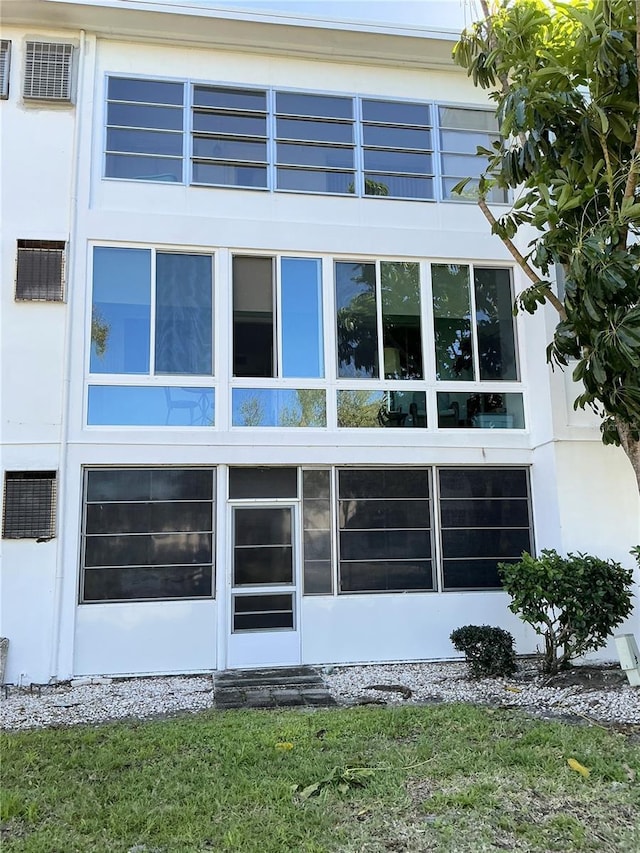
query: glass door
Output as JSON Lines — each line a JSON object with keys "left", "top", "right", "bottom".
{"left": 226, "top": 504, "right": 301, "bottom": 668}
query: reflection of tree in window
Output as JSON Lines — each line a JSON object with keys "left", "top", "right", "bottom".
{"left": 381, "top": 262, "right": 423, "bottom": 379}
{"left": 336, "top": 263, "right": 378, "bottom": 378}
{"left": 432, "top": 263, "right": 474, "bottom": 381}
{"left": 337, "top": 390, "right": 380, "bottom": 427}
{"left": 91, "top": 308, "right": 110, "bottom": 357}
{"left": 238, "top": 394, "right": 264, "bottom": 426}
{"left": 474, "top": 268, "right": 517, "bottom": 381}
{"left": 280, "top": 390, "right": 326, "bottom": 427}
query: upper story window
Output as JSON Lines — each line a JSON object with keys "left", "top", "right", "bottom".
{"left": 0, "top": 40, "right": 10, "bottom": 99}
{"left": 15, "top": 240, "right": 65, "bottom": 301}
{"left": 24, "top": 41, "right": 74, "bottom": 102}
{"left": 105, "top": 77, "right": 185, "bottom": 182}
{"left": 104, "top": 76, "right": 500, "bottom": 203}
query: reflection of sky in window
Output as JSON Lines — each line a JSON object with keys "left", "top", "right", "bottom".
{"left": 88, "top": 386, "right": 214, "bottom": 426}
{"left": 281, "top": 258, "right": 323, "bottom": 377}
{"left": 232, "top": 389, "right": 325, "bottom": 426}
{"left": 91, "top": 248, "right": 151, "bottom": 374}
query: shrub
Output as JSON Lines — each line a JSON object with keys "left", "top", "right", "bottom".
{"left": 499, "top": 549, "right": 634, "bottom": 675}
{"left": 450, "top": 625, "right": 517, "bottom": 679}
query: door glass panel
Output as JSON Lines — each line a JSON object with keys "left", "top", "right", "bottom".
{"left": 233, "top": 594, "right": 294, "bottom": 631}
{"left": 432, "top": 264, "right": 474, "bottom": 381}
{"left": 233, "top": 256, "right": 274, "bottom": 376}
{"left": 281, "top": 258, "right": 323, "bottom": 378}
{"left": 335, "top": 262, "right": 378, "bottom": 378}
{"left": 235, "top": 507, "right": 291, "bottom": 545}
{"left": 233, "top": 507, "right": 293, "bottom": 585}
{"left": 381, "top": 262, "right": 422, "bottom": 379}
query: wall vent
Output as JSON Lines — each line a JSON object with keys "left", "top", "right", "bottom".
{"left": 0, "top": 40, "right": 10, "bottom": 99}
{"left": 23, "top": 41, "right": 73, "bottom": 102}
{"left": 2, "top": 472, "right": 57, "bottom": 540}
{"left": 16, "top": 240, "right": 66, "bottom": 302}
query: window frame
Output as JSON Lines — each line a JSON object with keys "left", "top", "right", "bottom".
{"left": 0, "top": 39, "right": 11, "bottom": 100}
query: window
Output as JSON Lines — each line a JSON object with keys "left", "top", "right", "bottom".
{"left": 15, "top": 240, "right": 65, "bottom": 301}
{"left": 362, "top": 99, "right": 433, "bottom": 199}
{"left": 105, "top": 77, "right": 185, "bottom": 182}
{"left": 105, "top": 77, "right": 504, "bottom": 203}
{"left": 3, "top": 472, "right": 57, "bottom": 539}
{"left": 302, "top": 469, "right": 333, "bottom": 594}
{"left": 0, "top": 40, "right": 11, "bottom": 99}
{"left": 192, "top": 85, "right": 267, "bottom": 188}
{"left": 338, "top": 468, "right": 433, "bottom": 592}
{"left": 438, "top": 106, "right": 507, "bottom": 203}
{"left": 88, "top": 247, "right": 214, "bottom": 426}
{"left": 81, "top": 468, "right": 214, "bottom": 602}
{"left": 439, "top": 468, "right": 532, "bottom": 589}
{"left": 275, "top": 92, "right": 355, "bottom": 194}
{"left": 24, "top": 42, "right": 73, "bottom": 102}
{"left": 336, "top": 260, "right": 423, "bottom": 379}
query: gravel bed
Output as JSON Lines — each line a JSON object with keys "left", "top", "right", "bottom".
{"left": 1, "top": 662, "right": 638, "bottom": 731}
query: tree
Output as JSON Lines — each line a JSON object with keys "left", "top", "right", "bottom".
{"left": 453, "top": 0, "right": 640, "bottom": 489}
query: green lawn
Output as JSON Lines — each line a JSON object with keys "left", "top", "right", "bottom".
{"left": 1, "top": 705, "right": 639, "bottom": 852}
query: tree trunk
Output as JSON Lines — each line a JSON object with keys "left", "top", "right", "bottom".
{"left": 617, "top": 418, "right": 640, "bottom": 494}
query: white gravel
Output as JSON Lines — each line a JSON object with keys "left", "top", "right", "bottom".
{"left": 1, "top": 662, "right": 638, "bottom": 731}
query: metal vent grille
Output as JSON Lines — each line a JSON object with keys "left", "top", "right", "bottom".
{"left": 24, "top": 41, "right": 73, "bottom": 101}
{"left": 16, "top": 240, "right": 65, "bottom": 301}
{"left": 3, "top": 472, "right": 57, "bottom": 539}
{"left": 0, "top": 40, "right": 10, "bottom": 99}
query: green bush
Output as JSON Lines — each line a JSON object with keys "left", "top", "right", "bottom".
{"left": 450, "top": 625, "right": 517, "bottom": 679}
{"left": 499, "top": 549, "right": 634, "bottom": 675}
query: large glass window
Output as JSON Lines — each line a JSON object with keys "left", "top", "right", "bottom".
{"left": 105, "top": 77, "right": 185, "bottom": 182}
{"left": 338, "top": 468, "right": 433, "bottom": 592}
{"left": 439, "top": 468, "right": 532, "bottom": 589}
{"left": 90, "top": 247, "right": 213, "bottom": 376}
{"left": 335, "top": 261, "right": 423, "bottom": 379}
{"left": 432, "top": 264, "right": 517, "bottom": 382}
{"left": 81, "top": 468, "right": 214, "bottom": 602}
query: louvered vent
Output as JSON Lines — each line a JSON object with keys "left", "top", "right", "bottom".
{"left": 24, "top": 41, "right": 73, "bottom": 101}
{"left": 0, "top": 40, "right": 10, "bottom": 99}
{"left": 15, "top": 240, "right": 66, "bottom": 302}
{"left": 3, "top": 472, "right": 57, "bottom": 539}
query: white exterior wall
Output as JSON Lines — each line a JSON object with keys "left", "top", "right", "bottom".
{"left": 1, "top": 5, "right": 638, "bottom": 682}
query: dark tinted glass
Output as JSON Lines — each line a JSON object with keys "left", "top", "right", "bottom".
{"left": 107, "top": 128, "right": 183, "bottom": 156}
{"left": 340, "top": 529, "right": 430, "bottom": 561}
{"left": 303, "top": 530, "right": 331, "bottom": 560}
{"left": 232, "top": 256, "right": 274, "bottom": 376}
{"left": 303, "top": 499, "right": 331, "bottom": 530}
{"left": 234, "top": 612, "right": 294, "bottom": 630}
{"left": 303, "top": 561, "right": 333, "bottom": 595}
{"left": 84, "top": 532, "right": 212, "bottom": 568}
{"left": 233, "top": 593, "right": 294, "bottom": 630}
{"left": 235, "top": 508, "right": 292, "bottom": 546}
{"left": 84, "top": 565, "right": 211, "bottom": 601}
{"left": 474, "top": 268, "right": 517, "bottom": 381}
{"left": 86, "top": 501, "right": 212, "bottom": 535}
{"left": 235, "top": 594, "right": 293, "bottom": 612}
{"left": 441, "top": 528, "right": 531, "bottom": 559}
{"left": 340, "top": 560, "right": 433, "bottom": 592}
{"left": 364, "top": 174, "right": 433, "bottom": 199}
{"left": 276, "top": 118, "right": 353, "bottom": 143}
{"left": 276, "top": 92, "right": 353, "bottom": 118}
{"left": 229, "top": 467, "right": 298, "bottom": 499}
{"left": 442, "top": 559, "right": 504, "bottom": 589}
{"left": 363, "top": 125, "right": 431, "bottom": 149}
{"left": 440, "top": 499, "right": 530, "bottom": 528}
{"left": 335, "top": 262, "right": 378, "bottom": 377}
{"left": 86, "top": 469, "right": 213, "bottom": 502}
{"left": 339, "top": 499, "right": 429, "bottom": 529}
{"left": 192, "top": 112, "right": 267, "bottom": 136}
{"left": 339, "top": 468, "right": 430, "bottom": 499}
{"left": 233, "top": 546, "right": 293, "bottom": 585}
{"left": 107, "top": 102, "right": 183, "bottom": 130}
{"left": 363, "top": 149, "right": 432, "bottom": 174}
{"left": 302, "top": 469, "right": 330, "bottom": 499}
{"left": 108, "top": 77, "right": 184, "bottom": 105}
{"left": 193, "top": 86, "right": 266, "bottom": 111}
{"left": 277, "top": 143, "right": 353, "bottom": 169}
{"left": 362, "top": 99, "right": 430, "bottom": 125}
{"left": 439, "top": 469, "right": 528, "bottom": 499}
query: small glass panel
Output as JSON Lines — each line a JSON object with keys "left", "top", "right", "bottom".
{"left": 362, "top": 100, "right": 430, "bottom": 125}
{"left": 340, "top": 560, "right": 433, "bottom": 592}
{"left": 192, "top": 137, "right": 267, "bottom": 162}
{"left": 233, "top": 256, "right": 274, "bottom": 377}
{"left": 91, "top": 247, "right": 151, "bottom": 374}
{"left": 438, "top": 106, "right": 498, "bottom": 131}
{"left": 381, "top": 262, "right": 422, "bottom": 380}
{"left": 340, "top": 468, "right": 430, "bottom": 499}
{"left": 86, "top": 468, "right": 213, "bottom": 502}
{"left": 440, "top": 129, "right": 496, "bottom": 155}
{"left": 155, "top": 254, "right": 213, "bottom": 376}
{"left": 442, "top": 177, "right": 508, "bottom": 204}
{"left": 86, "top": 501, "right": 212, "bottom": 535}
{"left": 436, "top": 392, "right": 524, "bottom": 429}
{"left": 364, "top": 174, "right": 433, "bottom": 199}
{"left": 303, "top": 469, "right": 332, "bottom": 595}
{"left": 363, "top": 125, "right": 432, "bottom": 149}
{"left": 107, "top": 102, "right": 184, "bottom": 131}
{"left": 276, "top": 168, "right": 354, "bottom": 194}
{"left": 108, "top": 78, "right": 184, "bottom": 106}
{"left": 193, "top": 85, "right": 266, "bottom": 111}
{"left": 104, "top": 155, "right": 183, "bottom": 183}
{"left": 276, "top": 92, "right": 353, "bottom": 119}
{"left": 88, "top": 386, "right": 214, "bottom": 426}
{"left": 233, "top": 594, "right": 294, "bottom": 631}
{"left": 335, "top": 262, "right": 378, "bottom": 378}
{"left": 474, "top": 268, "right": 517, "bottom": 381}
{"left": 439, "top": 468, "right": 529, "bottom": 499}
{"left": 232, "top": 389, "right": 326, "bottom": 427}
{"left": 277, "top": 143, "right": 353, "bottom": 169}
{"left": 337, "top": 390, "right": 426, "bottom": 428}
{"left": 431, "top": 264, "right": 474, "bottom": 381}
{"left": 229, "top": 467, "right": 298, "bottom": 499}
{"left": 193, "top": 112, "right": 267, "bottom": 136}
{"left": 235, "top": 508, "right": 292, "bottom": 546}
{"left": 363, "top": 150, "right": 432, "bottom": 174}
{"left": 107, "top": 128, "right": 183, "bottom": 156}
{"left": 192, "top": 162, "right": 267, "bottom": 187}
{"left": 84, "top": 566, "right": 212, "bottom": 601}
{"left": 85, "top": 531, "right": 212, "bottom": 567}
{"left": 276, "top": 118, "right": 353, "bottom": 144}
{"left": 281, "top": 258, "right": 323, "bottom": 378}
{"left": 233, "top": 507, "right": 293, "bottom": 586}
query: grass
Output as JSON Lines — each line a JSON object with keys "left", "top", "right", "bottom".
{"left": 1, "top": 704, "right": 639, "bottom": 852}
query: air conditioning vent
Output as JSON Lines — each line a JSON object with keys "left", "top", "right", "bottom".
{"left": 2, "top": 471, "right": 57, "bottom": 540}
{"left": 23, "top": 41, "right": 73, "bottom": 102}
{"left": 15, "top": 240, "right": 66, "bottom": 302}
{"left": 0, "top": 40, "right": 10, "bottom": 99}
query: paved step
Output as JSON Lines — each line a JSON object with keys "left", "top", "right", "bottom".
{"left": 214, "top": 666, "right": 336, "bottom": 709}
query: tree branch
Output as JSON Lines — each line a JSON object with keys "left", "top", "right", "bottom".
{"left": 621, "top": 0, "right": 640, "bottom": 207}
{"left": 478, "top": 197, "right": 567, "bottom": 318}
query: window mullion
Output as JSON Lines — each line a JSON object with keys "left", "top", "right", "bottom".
{"left": 376, "top": 259, "right": 384, "bottom": 380}
{"left": 149, "top": 249, "right": 157, "bottom": 376}
{"left": 469, "top": 263, "right": 481, "bottom": 382}
{"left": 275, "top": 255, "right": 283, "bottom": 378}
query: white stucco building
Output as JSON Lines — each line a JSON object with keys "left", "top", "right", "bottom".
{"left": 1, "top": 0, "right": 638, "bottom": 685}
